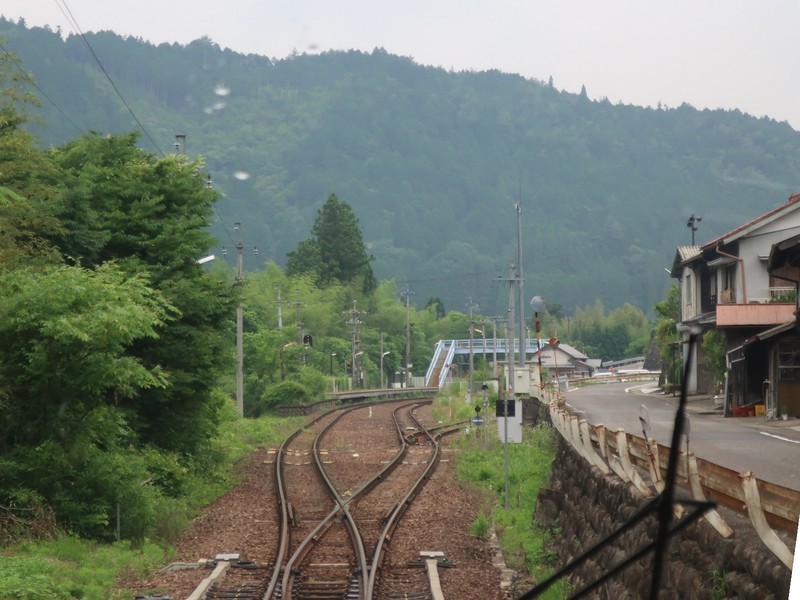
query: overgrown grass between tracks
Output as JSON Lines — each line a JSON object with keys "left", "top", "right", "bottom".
{"left": 0, "top": 403, "right": 304, "bottom": 599}
{"left": 454, "top": 416, "right": 570, "bottom": 598}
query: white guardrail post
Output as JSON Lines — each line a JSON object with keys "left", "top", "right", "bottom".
{"left": 544, "top": 397, "right": 798, "bottom": 571}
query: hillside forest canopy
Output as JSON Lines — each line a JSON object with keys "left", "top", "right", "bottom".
{"left": 2, "top": 17, "right": 800, "bottom": 317}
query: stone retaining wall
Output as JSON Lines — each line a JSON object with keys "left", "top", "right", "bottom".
{"left": 535, "top": 436, "right": 792, "bottom": 599}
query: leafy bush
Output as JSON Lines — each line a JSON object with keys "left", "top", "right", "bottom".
{"left": 248, "top": 380, "right": 313, "bottom": 416}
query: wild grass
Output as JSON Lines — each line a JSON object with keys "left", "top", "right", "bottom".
{"left": 0, "top": 405, "right": 304, "bottom": 599}
{"left": 454, "top": 418, "right": 570, "bottom": 599}
{"left": 0, "top": 538, "right": 166, "bottom": 600}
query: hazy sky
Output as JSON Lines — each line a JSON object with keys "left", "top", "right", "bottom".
{"left": 3, "top": 1, "right": 799, "bottom": 130}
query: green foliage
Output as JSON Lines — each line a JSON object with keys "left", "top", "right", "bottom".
{"left": 701, "top": 329, "right": 726, "bottom": 392}
{"left": 46, "top": 132, "right": 236, "bottom": 456}
{"left": 0, "top": 537, "right": 166, "bottom": 600}
{"left": 425, "top": 297, "right": 446, "bottom": 319}
{"left": 469, "top": 512, "right": 491, "bottom": 538}
{"left": 542, "top": 300, "right": 651, "bottom": 362}
{"left": 252, "top": 381, "right": 313, "bottom": 415}
{"left": 653, "top": 285, "right": 681, "bottom": 387}
{"left": 0, "top": 263, "right": 171, "bottom": 452}
{"left": 708, "top": 565, "right": 729, "bottom": 600}
{"left": 287, "top": 193, "right": 376, "bottom": 294}
{"left": 455, "top": 421, "right": 568, "bottom": 597}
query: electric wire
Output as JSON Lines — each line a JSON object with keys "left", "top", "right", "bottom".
{"left": 51, "top": 0, "right": 239, "bottom": 257}
{"left": 0, "top": 40, "right": 85, "bottom": 137}
{"left": 53, "top": 0, "right": 165, "bottom": 156}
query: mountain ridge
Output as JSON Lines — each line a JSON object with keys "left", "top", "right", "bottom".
{"left": 3, "top": 17, "right": 800, "bottom": 315}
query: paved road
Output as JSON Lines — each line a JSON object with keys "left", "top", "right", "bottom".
{"left": 564, "top": 381, "right": 800, "bottom": 491}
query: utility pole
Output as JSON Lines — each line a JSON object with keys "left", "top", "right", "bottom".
{"left": 288, "top": 300, "right": 305, "bottom": 345}
{"left": 516, "top": 200, "right": 526, "bottom": 369}
{"left": 503, "top": 261, "right": 517, "bottom": 509}
{"left": 235, "top": 241, "right": 244, "bottom": 418}
{"left": 222, "top": 222, "right": 258, "bottom": 419}
{"left": 466, "top": 297, "right": 478, "bottom": 399}
{"left": 220, "top": 218, "right": 258, "bottom": 418}
{"left": 487, "top": 316, "right": 506, "bottom": 379}
{"left": 401, "top": 286, "right": 415, "bottom": 388}
{"left": 275, "top": 287, "right": 283, "bottom": 330}
{"left": 380, "top": 333, "right": 390, "bottom": 389}
{"left": 346, "top": 301, "right": 365, "bottom": 389}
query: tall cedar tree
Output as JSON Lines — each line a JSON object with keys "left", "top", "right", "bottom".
{"left": 287, "top": 193, "right": 376, "bottom": 294}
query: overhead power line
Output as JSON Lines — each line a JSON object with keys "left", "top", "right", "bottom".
{"left": 53, "top": 0, "right": 165, "bottom": 156}
{"left": 0, "top": 40, "right": 85, "bottom": 136}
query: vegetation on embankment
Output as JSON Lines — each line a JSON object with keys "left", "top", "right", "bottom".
{"left": 451, "top": 402, "right": 569, "bottom": 598}
{"left": 0, "top": 407, "right": 302, "bottom": 600}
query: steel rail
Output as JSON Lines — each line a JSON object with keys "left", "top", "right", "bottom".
{"left": 274, "top": 399, "right": 433, "bottom": 599}
{"left": 279, "top": 405, "right": 367, "bottom": 599}
{"left": 265, "top": 406, "right": 348, "bottom": 599}
{"left": 364, "top": 408, "right": 442, "bottom": 599}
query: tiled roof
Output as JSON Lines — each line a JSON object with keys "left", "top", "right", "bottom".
{"left": 676, "top": 245, "right": 701, "bottom": 263}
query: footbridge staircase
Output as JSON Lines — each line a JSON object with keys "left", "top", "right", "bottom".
{"left": 424, "top": 338, "right": 546, "bottom": 389}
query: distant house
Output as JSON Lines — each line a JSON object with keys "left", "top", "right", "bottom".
{"left": 534, "top": 342, "right": 592, "bottom": 379}
{"left": 670, "top": 193, "right": 800, "bottom": 417}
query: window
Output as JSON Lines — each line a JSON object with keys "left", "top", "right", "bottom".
{"left": 778, "top": 339, "right": 800, "bottom": 381}
{"left": 684, "top": 273, "right": 693, "bottom": 309}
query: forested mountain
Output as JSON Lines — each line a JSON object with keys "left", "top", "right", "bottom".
{"left": 3, "top": 17, "right": 800, "bottom": 315}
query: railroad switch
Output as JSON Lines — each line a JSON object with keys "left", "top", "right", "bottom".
{"left": 408, "top": 551, "right": 454, "bottom": 569}
{"left": 409, "top": 551, "right": 452, "bottom": 600}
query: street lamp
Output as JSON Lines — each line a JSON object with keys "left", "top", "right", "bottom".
{"left": 473, "top": 327, "right": 487, "bottom": 367}
{"left": 380, "top": 351, "right": 391, "bottom": 389}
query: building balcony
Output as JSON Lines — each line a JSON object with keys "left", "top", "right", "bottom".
{"left": 716, "top": 302, "right": 796, "bottom": 327}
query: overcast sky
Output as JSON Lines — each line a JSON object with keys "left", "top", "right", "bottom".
{"left": 3, "top": 1, "right": 799, "bottom": 130}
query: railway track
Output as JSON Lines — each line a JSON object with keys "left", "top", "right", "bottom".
{"left": 188, "top": 398, "right": 447, "bottom": 600}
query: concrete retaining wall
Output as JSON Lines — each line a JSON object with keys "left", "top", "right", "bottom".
{"left": 536, "top": 436, "right": 792, "bottom": 598}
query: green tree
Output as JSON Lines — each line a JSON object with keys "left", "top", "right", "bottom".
{"left": 701, "top": 329, "right": 726, "bottom": 393}
{"left": 286, "top": 193, "right": 376, "bottom": 294}
{"left": 0, "top": 56, "right": 61, "bottom": 268}
{"left": 0, "top": 263, "right": 174, "bottom": 538}
{"left": 425, "top": 296, "right": 446, "bottom": 319}
{"left": 653, "top": 285, "right": 681, "bottom": 388}
{"left": 47, "top": 133, "right": 236, "bottom": 454}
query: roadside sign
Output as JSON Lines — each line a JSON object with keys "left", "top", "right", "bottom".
{"left": 472, "top": 415, "right": 484, "bottom": 427}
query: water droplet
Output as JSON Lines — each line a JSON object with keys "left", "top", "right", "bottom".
{"left": 214, "top": 84, "right": 230, "bottom": 96}
{"left": 234, "top": 171, "right": 250, "bottom": 181}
